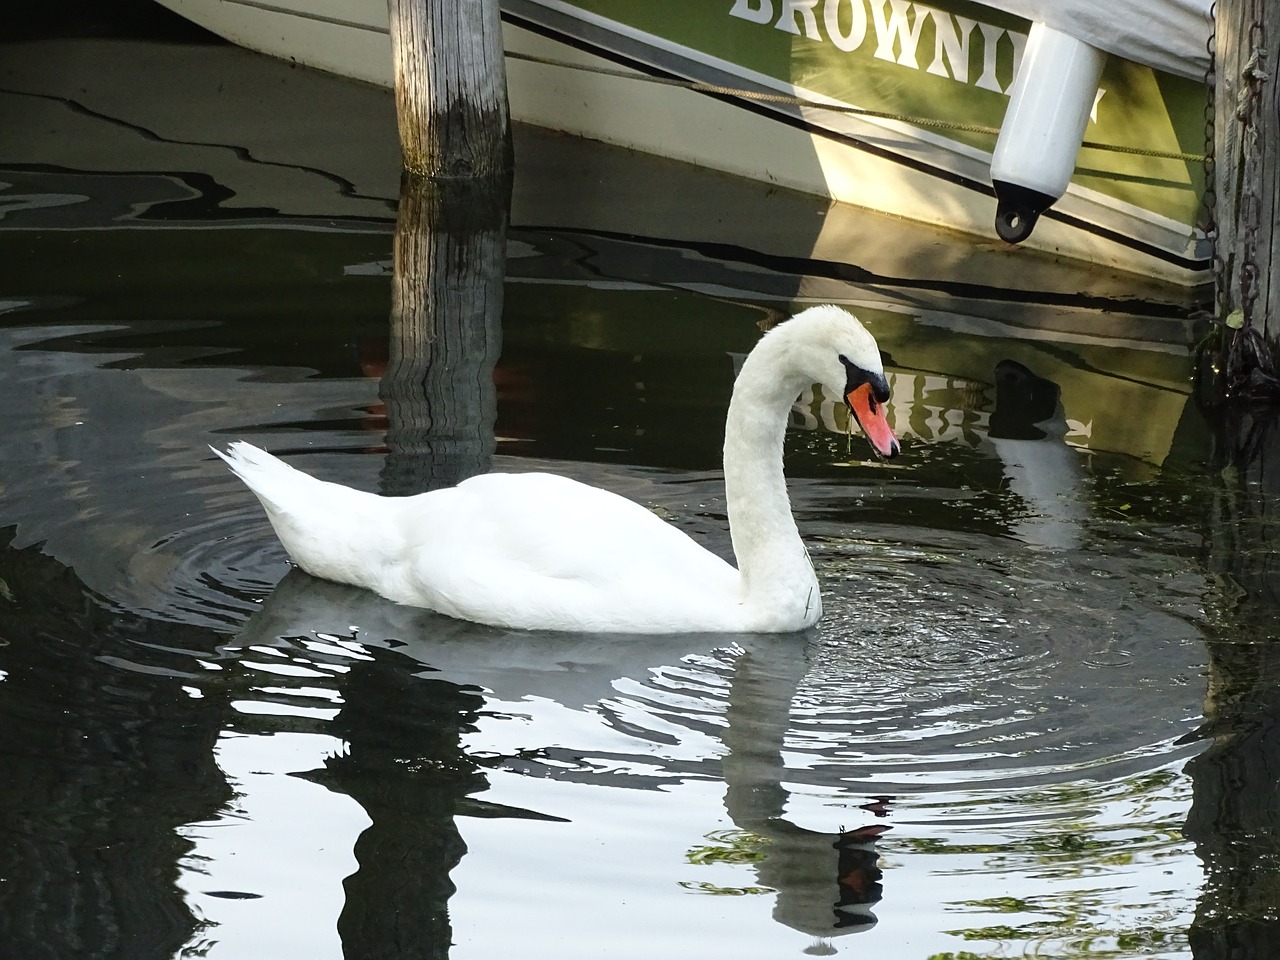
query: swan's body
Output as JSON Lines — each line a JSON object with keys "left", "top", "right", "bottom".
{"left": 215, "top": 305, "right": 899, "bottom": 633}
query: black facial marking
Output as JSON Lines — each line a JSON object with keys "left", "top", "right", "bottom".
{"left": 839, "top": 354, "right": 891, "bottom": 403}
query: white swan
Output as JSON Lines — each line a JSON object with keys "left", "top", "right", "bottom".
{"left": 214, "top": 305, "right": 900, "bottom": 633}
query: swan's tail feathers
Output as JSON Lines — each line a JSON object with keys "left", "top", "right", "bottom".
{"left": 210, "top": 441, "right": 312, "bottom": 513}
{"left": 212, "top": 441, "right": 385, "bottom": 589}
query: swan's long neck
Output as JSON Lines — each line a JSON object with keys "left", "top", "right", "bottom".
{"left": 723, "top": 336, "right": 821, "bottom": 628}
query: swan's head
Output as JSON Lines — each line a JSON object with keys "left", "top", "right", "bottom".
{"left": 789, "top": 305, "right": 900, "bottom": 459}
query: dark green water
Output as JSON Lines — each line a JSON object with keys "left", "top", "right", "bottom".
{"left": 3, "top": 6, "right": 1280, "bottom": 959}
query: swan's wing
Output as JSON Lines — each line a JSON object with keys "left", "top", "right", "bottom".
{"left": 389, "top": 472, "right": 741, "bottom": 631}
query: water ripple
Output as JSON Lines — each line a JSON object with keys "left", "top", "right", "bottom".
{"left": 144, "top": 498, "right": 290, "bottom": 629}
{"left": 124, "top": 457, "right": 1210, "bottom": 818}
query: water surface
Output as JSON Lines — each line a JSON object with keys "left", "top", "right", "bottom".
{"left": 3, "top": 10, "right": 1277, "bottom": 960}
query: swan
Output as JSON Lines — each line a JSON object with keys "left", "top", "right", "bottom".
{"left": 213, "top": 304, "right": 900, "bottom": 633}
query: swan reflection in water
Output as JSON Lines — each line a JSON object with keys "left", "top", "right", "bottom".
{"left": 228, "top": 568, "right": 890, "bottom": 947}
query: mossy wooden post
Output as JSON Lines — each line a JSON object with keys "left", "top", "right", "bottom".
{"left": 1213, "top": 0, "right": 1279, "bottom": 396}
{"left": 386, "top": 0, "right": 511, "bottom": 179}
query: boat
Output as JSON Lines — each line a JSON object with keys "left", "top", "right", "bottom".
{"left": 144, "top": 0, "right": 1214, "bottom": 288}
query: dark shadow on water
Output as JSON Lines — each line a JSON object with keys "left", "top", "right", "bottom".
{"left": 1187, "top": 407, "right": 1280, "bottom": 955}
{"left": 0, "top": 529, "right": 231, "bottom": 959}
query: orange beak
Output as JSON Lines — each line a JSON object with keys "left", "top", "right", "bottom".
{"left": 847, "top": 382, "right": 900, "bottom": 458}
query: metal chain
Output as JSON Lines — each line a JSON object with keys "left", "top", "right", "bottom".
{"left": 1204, "top": 2, "right": 1223, "bottom": 324}
{"left": 1236, "top": 0, "right": 1268, "bottom": 330}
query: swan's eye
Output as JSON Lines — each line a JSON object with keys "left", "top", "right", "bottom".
{"left": 840, "top": 356, "right": 890, "bottom": 406}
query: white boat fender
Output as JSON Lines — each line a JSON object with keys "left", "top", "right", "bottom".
{"left": 989, "top": 22, "right": 1107, "bottom": 244}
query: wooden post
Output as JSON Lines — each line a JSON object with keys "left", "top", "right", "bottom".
{"left": 378, "top": 174, "right": 508, "bottom": 496}
{"left": 386, "top": 0, "right": 511, "bottom": 179}
{"left": 1213, "top": 0, "right": 1280, "bottom": 398}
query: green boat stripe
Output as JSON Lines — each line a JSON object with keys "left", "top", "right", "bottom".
{"left": 504, "top": 6, "right": 1206, "bottom": 271}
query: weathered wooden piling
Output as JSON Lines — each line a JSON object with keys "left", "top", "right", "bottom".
{"left": 1212, "top": 0, "right": 1279, "bottom": 398}
{"left": 386, "top": 0, "right": 511, "bottom": 179}
{"left": 380, "top": 0, "right": 512, "bottom": 488}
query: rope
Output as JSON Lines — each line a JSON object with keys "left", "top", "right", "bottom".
{"left": 506, "top": 50, "right": 1207, "bottom": 163}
